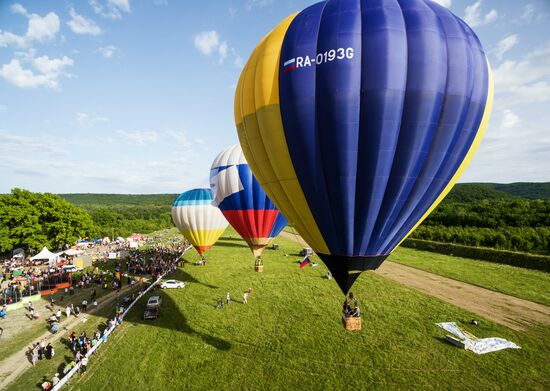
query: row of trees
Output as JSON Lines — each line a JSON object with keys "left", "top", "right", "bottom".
{"left": 410, "top": 225, "right": 550, "bottom": 254}
{"left": 0, "top": 189, "right": 96, "bottom": 253}
{"left": 0, "top": 190, "right": 174, "bottom": 254}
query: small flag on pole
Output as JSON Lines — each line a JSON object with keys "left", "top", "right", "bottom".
{"left": 299, "top": 256, "right": 311, "bottom": 269}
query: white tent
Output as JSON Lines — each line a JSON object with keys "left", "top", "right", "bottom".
{"left": 30, "top": 246, "right": 60, "bottom": 266}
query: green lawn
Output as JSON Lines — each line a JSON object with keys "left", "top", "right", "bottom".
{"left": 389, "top": 247, "right": 550, "bottom": 306}
{"left": 10, "top": 230, "right": 542, "bottom": 391}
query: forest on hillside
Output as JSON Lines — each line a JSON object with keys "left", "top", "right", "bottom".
{"left": 1, "top": 183, "right": 549, "bottom": 254}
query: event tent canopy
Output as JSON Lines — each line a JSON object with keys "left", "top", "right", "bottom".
{"left": 30, "top": 247, "right": 60, "bottom": 265}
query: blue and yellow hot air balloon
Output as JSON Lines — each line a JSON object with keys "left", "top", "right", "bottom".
{"left": 172, "top": 189, "right": 228, "bottom": 258}
{"left": 210, "top": 144, "right": 288, "bottom": 264}
{"left": 235, "top": 0, "right": 493, "bottom": 294}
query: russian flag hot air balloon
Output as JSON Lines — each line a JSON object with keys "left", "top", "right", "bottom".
{"left": 235, "top": 0, "right": 493, "bottom": 295}
{"left": 210, "top": 145, "right": 288, "bottom": 264}
{"left": 171, "top": 189, "right": 228, "bottom": 258}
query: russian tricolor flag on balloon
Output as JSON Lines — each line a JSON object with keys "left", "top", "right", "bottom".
{"left": 210, "top": 145, "right": 288, "bottom": 259}
{"left": 283, "top": 58, "right": 296, "bottom": 72}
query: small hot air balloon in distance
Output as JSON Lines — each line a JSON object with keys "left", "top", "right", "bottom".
{"left": 210, "top": 144, "right": 288, "bottom": 271}
{"left": 235, "top": 0, "right": 493, "bottom": 312}
{"left": 172, "top": 189, "right": 228, "bottom": 260}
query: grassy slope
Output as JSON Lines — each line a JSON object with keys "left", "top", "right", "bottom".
{"left": 389, "top": 247, "right": 550, "bottom": 306}
{"left": 26, "top": 231, "right": 546, "bottom": 391}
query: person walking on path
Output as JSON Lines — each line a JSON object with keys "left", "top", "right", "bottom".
{"left": 82, "top": 299, "right": 88, "bottom": 312}
{"left": 243, "top": 291, "right": 248, "bottom": 304}
{"left": 65, "top": 305, "right": 71, "bottom": 318}
{"left": 226, "top": 291, "right": 230, "bottom": 305}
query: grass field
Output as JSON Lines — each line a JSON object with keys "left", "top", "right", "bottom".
{"left": 14, "top": 230, "right": 542, "bottom": 391}
{"left": 389, "top": 247, "right": 550, "bottom": 306}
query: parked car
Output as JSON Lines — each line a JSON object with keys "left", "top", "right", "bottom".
{"left": 143, "top": 306, "right": 160, "bottom": 320}
{"left": 160, "top": 280, "right": 185, "bottom": 289}
{"left": 146, "top": 296, "right": 162, "bottom": 308}
{"left": 299, "top": 247, "right": 313, "bottom": 256}
{"left": 62, "top": 264, "right": 82, "bottom": 273}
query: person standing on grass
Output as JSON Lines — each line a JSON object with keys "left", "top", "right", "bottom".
{"left": 30, "top": 344, "right": 38, "bottom": 365}
{"left": 52, "top": 373, "right": 60, "bottom": 386}
{"left": 226, "top": 290, "right": 230, "bottom": 305}
{"left": 81, "top": 355, "right": 88, "bottom": 373}
{"left": 243, "top": 291, "right": 248, "bottom": 304}
{"left": 82, "top": 299, "right": 88, "bottom": 312}
{"left": 65, "top": 305, "right": 71, "bottom": 318}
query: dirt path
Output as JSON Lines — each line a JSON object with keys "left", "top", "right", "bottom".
{"left": 279, "top": 232, "right": 550, "bottom": 331}
{"left": 0, "top": 283, "right": 137, "bottom": 390}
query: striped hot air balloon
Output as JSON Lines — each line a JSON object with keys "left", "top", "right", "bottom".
{"left": 235, "top": 0, "right": 493, "bottom": 294}
{"left": 210, "top": 145, "right": 288, "bottom": 262}
{"left": 171, "top": 189, "right": 228, "bottom": 258}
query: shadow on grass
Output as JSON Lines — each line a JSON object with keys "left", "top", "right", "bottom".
{"left": 219, "top": 236, "right": 243, "bottom": 242}
{"left": 170, "top": 268, "right": 218, "bottom": 290}
{"left": 214, "top": 240, "right": 249, "bottom": 249}
{"left": 127, "top": 285, "right": 231, "bottom": 351}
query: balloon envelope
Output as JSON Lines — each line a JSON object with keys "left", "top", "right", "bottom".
{"left": 210, "top": 144, "right": 288, "bottom": 257}
{"left": 171, "top": 189, "right": 228, "bottom": 257}
{"left": 235, "top": 0, "right": 493, "bottom": 293}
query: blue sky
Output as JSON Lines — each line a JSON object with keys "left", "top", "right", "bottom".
{"left": 0, "top": 0, "right": 549, "bottom": 194}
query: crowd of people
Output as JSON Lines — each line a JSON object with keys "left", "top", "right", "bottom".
{"left": 33, "top": 239, "right": 188, "bottom": 390}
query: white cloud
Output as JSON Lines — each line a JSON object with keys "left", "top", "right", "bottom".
{"left": 520, "top": 4, "right": 535, "bottom": 23}
{"left": 464, "top": 1, "right": 497, "bottom": 27}
{"left": 493, "top": 42, "right": 550, "bottom": 94}
{"left": 0, "top": 53, "right": 73, "bottom": 89}
{"left": 493, "top": 34, "right": 518, "bottom": 61}
{"left": 89, "top": 0, "right": 131, "bottom": 19}
{"left": 193, "top": 31, "right": 221, "bottom": 56}
{"left": 431, "top": 0, "right": 451, "bottom": 8}
{"left": 10, "top": 3, "right": 28, "bottom": 15}
{"left": 109, "top": 0, "right": 130, "bottom": 12}
{"left": 116, "top": 130, "right": 158, "bottom": 146}
{"left": 0, "top": 104, "right": 7, "bottom": 113}
{"left": 0, "top": 129, "right": 66, "bottom": 155}
{"left": 193, "top": 31, "right": 242, "bottom": 67}
{"left": 96, "top": 45, "right": 118, "bottom": 58}
{"left": 246, "top": 0, "right": 273, "bottom": 11}
{"left": 67, "top": 7, "right": 102, "bottom": 35}
{"left": 76, "top": 112, "right": 110, "bottom": 128}
{"left": 218, "top": 41, "right": 228, "bottom": 64}
{"left": 0, "top": 8, "right": 60, "bottom": 48}
{"left": 500, "top": 109, "right": 519, "bottom": 129}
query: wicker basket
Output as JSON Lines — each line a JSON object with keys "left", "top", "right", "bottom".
{"left": 343, "top": 316, "right": 362, "bottom": 331}
{"left": 255, "top": 265, "right": 264, "bottom": 273}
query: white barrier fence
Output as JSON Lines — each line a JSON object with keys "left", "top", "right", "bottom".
{"left": 52, "top": 246, "right": 191, "bottom": 391}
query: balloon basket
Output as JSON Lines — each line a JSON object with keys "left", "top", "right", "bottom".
{"left": 342, "top": 316, "right": 361, "bottom": 331}
{"left": 255, "top": 265, "right": 264, "bottom": 273}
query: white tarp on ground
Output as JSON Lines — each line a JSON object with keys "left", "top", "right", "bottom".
{"left": 437, "top": 322, "right": 521, "bottom": 354}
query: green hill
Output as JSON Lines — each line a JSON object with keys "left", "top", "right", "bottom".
{"left": 60, "top": 193, "right": 178, "bottom": 207}
{"left": 446, "top": 183, "right": 550, "bottom": 202}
